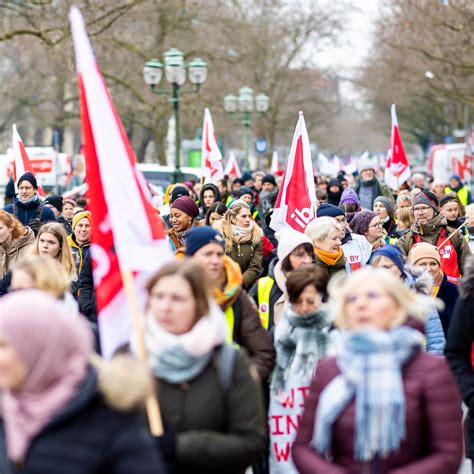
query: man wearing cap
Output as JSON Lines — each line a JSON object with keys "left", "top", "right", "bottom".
{"left": 445, "top": 175, "right": 472, "bottom": 206}
{"left": 317, "top": 204, "right": 372, "bottom": 272}
{"left": 186, "top": 226, "right": 275, "bottom": 381}
{"left": 4, "top": 172, "right": 55, "bottom": 230}
{"left": 354, "top": 159, "right": 394, "bottom": 210}
{"left": 398, "top": 190, "right": 471, "bottom": 284}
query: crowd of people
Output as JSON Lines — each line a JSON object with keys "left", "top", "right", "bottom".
{"left": 0, "top": 162, "right": 473, "bottom": 473}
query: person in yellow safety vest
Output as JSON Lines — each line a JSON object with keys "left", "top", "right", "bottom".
{"left": 249, "top": 228, "right": 315, "bottom": 331}
{"left": 445, "top": 175, "right": 472, "bottom": 206}
{"left": 185, "top": 226, "right": 275, "bottom": 381}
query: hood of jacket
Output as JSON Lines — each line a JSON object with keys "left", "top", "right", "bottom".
{"left": 1, "top": 227, "right": 35, "bottom": 252}
{"left": 410, "top": 211, "right": 447, "bottom": 237}
{"left": 403, "top": 264, "right": 433, "bottom": 296}
{"left": 199, "top": 183, "right": 221, "bottom": 212}
{"left": 460, "top": 256, "right": 474, "bottom": 300}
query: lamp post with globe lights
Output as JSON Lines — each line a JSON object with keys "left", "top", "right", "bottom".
{"left": 143, "top": 48, "right": 207, "bottom": 183}
{"left": 224, "top": 86, "right": 269, "bottom": 170}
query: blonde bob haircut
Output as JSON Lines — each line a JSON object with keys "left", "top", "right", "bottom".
{"left": 329, "top": 267, "right": 426, "bottom": 330}
{"left": 305, "top": 216, "right": 344, "bottom": 243}
{"left": 220, "top": 201, "right": 262, "bottom": 249}
{"left": 12, "top": 256, "right": 71, "bottom": 298}
{"left": 31, "top": 223, "right": 77, "bottom": 279}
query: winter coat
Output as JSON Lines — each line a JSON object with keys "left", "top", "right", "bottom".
{"left": 341, "top": 232, "right": 372, "bottom": 273}
{"left": 292, "top": 352, "right": 463, "bottom": 473}
{"left": 0, "top": 362, "right": 166, "bottom": 474}
{"left": 397, "top": 212, "right": 471, "bottom": 275}
{"left": 157, "top": 348, "right": 267, "bottom": 474}
{"left": 314, "top": 252, "right": 346, "bottom": 280}
{"left": 226, "top": 240, "right": 262, "bottom": 289}
{"left": 198, "top": 183, "right": 221, "bottom": 218}
{"left": 445, "top": 256, "right": 474, "bottom": 458}
{"left": 58, "top": 215, "right": 73, "bottom": 235}
{"left": 78, "top": 251, "right": 97, "bottom": 323}
{"left": 354, "top": 178, "right": 394, "bottom": 210}
{"left": 249, "top": 258, "right": 284, "bottom": 331}
{"left": 67, "top": 233, "right": 90, "bottom": 275}
{"left": 0, "top": 228, "right": 34, "bottom": 277}
{"left": 404, "top": 265, "right": 445, "bottom": 355}
{"left": 4, "top": 198, "right": 55, "bottom": 227}
{"left": 437, "top": 273, "right": 458, "bottom": 337}
{"left": 225, "top": 290, "right": 276, "bottom": 380}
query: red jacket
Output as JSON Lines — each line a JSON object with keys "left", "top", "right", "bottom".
{"left": 292, "top": 352, "right": 463, "bottom": 474}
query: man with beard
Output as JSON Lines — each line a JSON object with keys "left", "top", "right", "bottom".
{"left": 354, "top": 160, "right": 394, "bottom": 210}
{"left": 259, "top": 174, "right": 278, "bottom": 220}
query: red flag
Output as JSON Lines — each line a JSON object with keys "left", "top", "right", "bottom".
{"left": 12, "top": 124, "right": 46, "bottom": 197}
{"left": 201, "top": 108, "right": 224, "bottom": 183}
{"left": 271, "top": 150, "right": 283, "bottom": 176}
{"left": 270, "top": 112, "right": 316, "bottom": 232}
{"left": 70, "top": 7, "right": 172, "bottom": 358}
{"left": 385, "top": 104, "right": 411, "bottom": 190}
{"left": 224, "top": 151, "right": 241, "bottom": 178}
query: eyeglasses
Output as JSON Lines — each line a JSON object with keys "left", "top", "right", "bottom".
{"left": 413, "top": 205, "right": 432, "bottom": 214}
{"left": 369, "top": 222, "right": 383, "bottom": 228}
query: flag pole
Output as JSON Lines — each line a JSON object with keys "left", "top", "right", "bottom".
{"left": 436, "top": 221, "right": 468, "bottom": 251}
{"left": 121, "top": 270, "right": 163, "bottom": 436}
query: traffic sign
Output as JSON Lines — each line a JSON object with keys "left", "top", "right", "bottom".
{"left": 255, "top": 138, "right": 267, "bottom": 153}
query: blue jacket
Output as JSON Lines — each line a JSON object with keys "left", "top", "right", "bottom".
{"left": 4, "top": 196, "right": 55, "bottom": 227}
{"left": 0, "top": 367, "right": 166, "bottom": 474}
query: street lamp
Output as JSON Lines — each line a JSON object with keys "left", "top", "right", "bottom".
{"left": 144, "top": 48, "right": 207, "bottom": 183}
{"left": 224, "top": 86, "right": 269, "bottom": 170}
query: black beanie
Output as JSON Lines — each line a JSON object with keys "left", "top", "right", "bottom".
{"left": 262, "top": 174, "right": 277, "bottom": 186}
{"left": 17, "top": 172, "right": 37, "bottom": 190}
{"left": 44, "top": 194, "right": 63, "bottom": 213}
{"left": 170, "top": 185, "right": 190, "bottom": 203}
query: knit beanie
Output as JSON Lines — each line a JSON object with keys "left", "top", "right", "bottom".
{"left": 439, "top": 193, "right": 459, "bottom": 208}
{"left": 170, "top": 185, "right": 190, "bottom": 203}
{"left": 408, "top": 242, "right": 441, "bottom": 266}
{"left": 358, "top": 159, "right": 375, "bottom": 174}
{"left": 238, "top": 186, "right": 254, "bottom": 199}
{"left": 17, "top": 172, "right": 37, "bottom": 190}
{"left": 316, "top": 203, "right": 344, "bottom": 218}
{"left": 374, "top": 196, "right": 393, "bottom": 214}
{"left": 72, "top": 210, "right": 92, "bottom": 230}
{"left": 241, "top": 171, "right": 253, "bottom": 183}
{"left": 44, "top": 194, "right": 63, "bottom": 213}
{"left": 262, "top": 174, "right": 277, "bottom": 186}
{"left": 350, "top": 210, "right": 377, "bottom": 235}
{"left": 185, "top": 226, "right": 225, "bottom": 256}
{"left": 339, "top": 187, "right": 361, "bottom": 209}
{"left": 370, "top": 244, "right": 405, "bottom": 275}
{"left": 411, "top": 191, "right": 439, "bottom": 212}
{"left": 275, "top": 228, "right": 313, "bottom": 263}
{"left": 171, "top": 196, "right": 200, "bottom": 218}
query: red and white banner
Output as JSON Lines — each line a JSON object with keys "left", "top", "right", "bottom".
{"left": 12, "top": 124, "right": 46, "bottom": 197}
{"left": 271, "top": 150, "right": 283, "bottom": 176}
{"left": 385, "top": 104, "right": 411, "bottom": 190}
{"left": 202, "top": 108, "right": 224, "bottom": 183}
{"left": 224, "top": 151, "right": 241, "bottom": 178}
{"left": 270, "top": 112, "right": 316, "bottom": 232}
{"left": 70, "top": 7, "right": 172, "bottom": 358}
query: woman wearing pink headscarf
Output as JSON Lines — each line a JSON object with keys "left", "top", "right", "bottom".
{"left": 0, "top": 290, "right": 165, "bottom": 473}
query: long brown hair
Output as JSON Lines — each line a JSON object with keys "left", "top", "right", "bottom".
{"left": 0, "top": 211, "right": 26, "bottom": 240}
{"left": 32, "top": 223, "right": 76, "bottom": 279}
{"left": 220, "top": 202, "right": 262, "bottom": 249}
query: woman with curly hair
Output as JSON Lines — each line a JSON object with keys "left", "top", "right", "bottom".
{"left": 218, "top": 200, "right": 262, "bottom": 289}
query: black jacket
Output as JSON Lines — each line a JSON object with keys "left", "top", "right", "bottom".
{"left": 78, "top": 251, "right": 97, "bottom": 322}
{"left": 437, "top": 273, "right": 459, "bottom": 337}
{"left": 0, "top": 368, "right": 166, "bottom": 474}
{"left": 445, "top": 256, "right": 474, "bottom": 458}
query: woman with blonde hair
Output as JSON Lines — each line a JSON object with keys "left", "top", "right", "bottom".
{"left": 219, "top": 200, "right": 263, "bottom": 289}
{"left": 0, "top": 210, "right": 34, "bottom": 277}
{"left": 305, "top": 216, "right": 346, "bottom": 279}
{"left": 292, "top": 267, "right": 463, "bottom": 473}
{"left": 395, "top": 207, "right": 415, "bottom": 235}
{"left": 31, "top": 222, "right": 76, "bottom": 280}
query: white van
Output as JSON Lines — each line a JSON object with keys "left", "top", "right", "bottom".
{"left": 136, "top": 164, "right": 202, "bottom": 190}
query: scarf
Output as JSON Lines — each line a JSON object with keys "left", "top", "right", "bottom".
{"left": 314, "top": 247, "right": 343, "bottom": 266}
{"left": 431, "top": 270, "right": 444, "bottom": 297}
{"left": 271, "top": 306, "right": 330, "bottom": 395}
{"left": 213, "top": 256, "right": 243, "bottom": 309}
{"left": 17, "top": 194, "right": 39, "bottom": 206}
{"left": 313, "top": 326, "right": 423, "bottom": 461}
{"left": 231, "top": 221, "right": 254, "bottom": 244}
{"left": 174, "top": 226, "right": 192, "bottom": 248}
{"left": 143, "top": 303, "right": 227, "bottom": 384}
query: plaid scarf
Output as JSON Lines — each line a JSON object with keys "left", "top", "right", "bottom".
{"left": 313, "top": 326, "right": 423, "bottom": 461}
{"left": 271, "top": 306, "right": 330, "bottom": 395}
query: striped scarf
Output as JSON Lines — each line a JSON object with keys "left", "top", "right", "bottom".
{"left": 271, "top": 306, "right": 330, "bottom": 395}
{"left": 313, "top": 326, "right": 423, "bottom": 461}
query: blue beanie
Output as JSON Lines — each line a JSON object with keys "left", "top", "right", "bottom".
{"left": 370, "top": 244, "right": 405, "bottom": 275}
{"left": 316, "top": 203, "right": 344, "bottom": 218}
{"left": 185, "top": 226, "right": 225, "bottom": 256}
